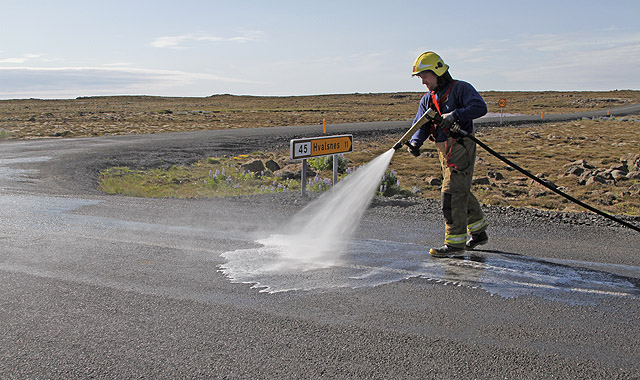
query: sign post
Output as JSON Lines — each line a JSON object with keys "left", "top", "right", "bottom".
{"left": 290, "top": 134, "right": 353, "bottom": 196}
{"left": 498, "top": 98, "right": 507, "bottom": 124}
{"left": 290, "top": 134, "right": 353, "bottom": 160}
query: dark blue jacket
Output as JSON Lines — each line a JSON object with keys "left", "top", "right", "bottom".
{"left": 410, "top": 80, "right": 487, "bottom": 144}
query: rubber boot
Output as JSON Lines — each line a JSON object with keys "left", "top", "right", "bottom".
{"left": 429, "top": 245, "right": 465, "bottom": 258}
{"left": 465, "top": 231, "right": 488, "bottom": 250}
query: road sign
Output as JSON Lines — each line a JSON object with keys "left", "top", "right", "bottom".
{"left": 290, "top": 134, "right": 353, "bottom": 160}
{"left": 498, "top": 98, "right": 507, "bottom": 107}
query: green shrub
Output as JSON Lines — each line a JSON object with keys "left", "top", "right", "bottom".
{"left": 307, "top": 174, "right": 333, "bottom": 191}
{"left": 377, "top": 169, "right": 403, "bottom": 197}
{"left": 308, "top": 154, "right": 348, "bottom": 173}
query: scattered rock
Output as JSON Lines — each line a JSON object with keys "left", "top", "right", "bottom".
{"left": 241, "top": 159, "right": 265, "bottom": 173}
{"left": 627, "top": 171, "right": 640, "bottom": 180}
{"left": 264, "top": 159, "right": 280, "bottom": 172}
{"left": 584, "top": 173, "right": 613, "bottom": 186}
{"left": 619, "top": 154, "right": 639, "bottom": 172}
{"left": 274, "top": 169, "right": 299, "bottom": 180}
{"left": 487, "top": 170, "right": 505, "bottom": 180}
{"left": 564, "top": 160, "right": 594, "bottom": 178}
{"left": 513, "top": 178, "right": 529, "bottom": 187}
{"left": 609, "top": 163, "right": 628, "bottom": 173}
{"left": 610, "top": 169, "right": 627, "bottom": 180}
{"left": 531, "top": 173, "right": 557, "bottom": 189}
{"left": 565, "top": 165, "right": 586, "bottom": 177}
{"left": 424, "top": 177, "right": 442, "bottom": 186}
{"left": 597, "top": 192, "right": 618, "bottom": 206}
{"left": 274, "top": 164, "right": 315, "bottom": 180}
{"left": 473, "top": 177, "right": 491, "bottom": 185}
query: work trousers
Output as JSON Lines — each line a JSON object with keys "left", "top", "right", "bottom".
{"left": 435, "top": 136, "right": 488, "bottom": 248}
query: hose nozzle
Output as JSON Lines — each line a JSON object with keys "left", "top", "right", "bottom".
{"left": 392, "top": 108, "right": 438, "bottom": 151}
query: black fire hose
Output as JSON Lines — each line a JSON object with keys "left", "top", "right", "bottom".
{"left": 454, "top": 127, "right": 640, "bottom": 233}
{"left": 393, "top": 109, "right": 639, "bottom": 233}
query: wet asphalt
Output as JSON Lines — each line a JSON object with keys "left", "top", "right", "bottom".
{"left": 1, "top": 112, "right": 640, "bottom": 379}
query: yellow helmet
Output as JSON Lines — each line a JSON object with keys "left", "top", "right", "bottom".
{"left": 412, "top": 51, "right": 449, "bottom": 76}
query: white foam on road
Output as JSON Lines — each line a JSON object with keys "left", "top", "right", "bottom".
{"left": 220, "top": 236, "right": 640, "bottom": 304}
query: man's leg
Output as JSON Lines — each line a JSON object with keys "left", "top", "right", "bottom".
{"left": 431, "top": 139, "right": 474, "bottom": 256}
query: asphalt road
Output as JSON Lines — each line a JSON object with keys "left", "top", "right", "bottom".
{"left": 1, "top": 107, "right": 640, "bottom": 379}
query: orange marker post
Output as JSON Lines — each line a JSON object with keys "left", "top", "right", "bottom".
{"left": 323, "top": 118, "right": 326, "bottom": 134}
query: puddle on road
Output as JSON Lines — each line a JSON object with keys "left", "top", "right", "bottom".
{"left": 0, "top": 194, "right": 100, "bottom": 234}
{"left": 0, "top": 156, "right": 51, "bottom": 182}
{"left": 219, "top": 238, "right": 640, "bottom": 304}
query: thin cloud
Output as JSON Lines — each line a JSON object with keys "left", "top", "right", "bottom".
{"left": 515, "top": 30, "right": 640, "bottom": 53}
{"left": 150, "top": 31, "right": 263, "bottom": 49}
{"left": 517, "top": 33, "right": 572, "bottom": 52}
{"left": 149, "top": 35, "right": 194, "bottom": 49}
{"left": 0, "top": 57, "right": 27, "bottom": 63}
{"left": 0, "top": 53, "right": 44, "bottom": 64}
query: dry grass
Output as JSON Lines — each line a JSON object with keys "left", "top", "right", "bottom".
{"left": 2, "top": 91, "right": 640, "bottom": 139}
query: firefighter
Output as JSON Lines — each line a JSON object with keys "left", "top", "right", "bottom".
{"left": 408, "top": 51, "right": 489, "bottom": 257}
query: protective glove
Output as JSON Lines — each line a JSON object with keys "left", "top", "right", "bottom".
{"left": 439, "top": 113, "right": 456, "bottom": 132}
{"left": 450, "top": 121, "right": 461, "bottom": 134}
{"left": 406, "top": 141, "right": 421, "bottom": 157}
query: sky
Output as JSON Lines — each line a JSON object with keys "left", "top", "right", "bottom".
{"left": 1, "top": 0, "right": 639, "bottom": 99}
